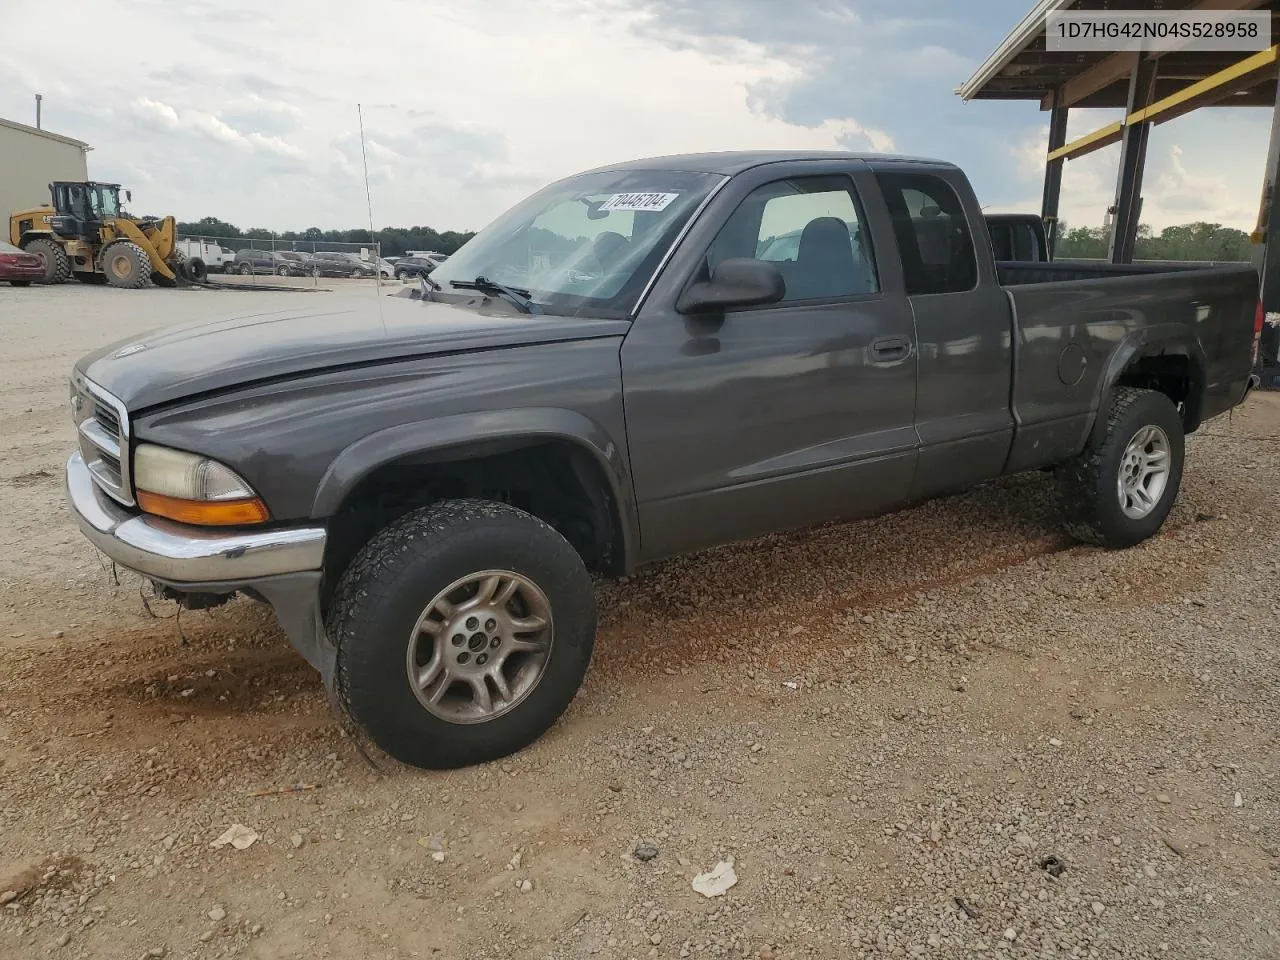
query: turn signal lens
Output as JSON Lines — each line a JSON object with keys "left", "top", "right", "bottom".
{"left": 137, "top": 490, "right": 270, "bottom": 526}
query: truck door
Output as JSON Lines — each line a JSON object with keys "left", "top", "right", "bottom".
{"left": 873, "top": 169, "right": 1015, "bottom": 500}
{"left": 621, "top": 162, "right": 919, "bottom": 562}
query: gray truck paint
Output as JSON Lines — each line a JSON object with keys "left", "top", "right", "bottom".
{"left": 69, "top": 150, "right": 1260, "bottom": 675}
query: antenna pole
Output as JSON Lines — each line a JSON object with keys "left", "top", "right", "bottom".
{"left": 357, "top": 103, "right": 380, "bottom": 289}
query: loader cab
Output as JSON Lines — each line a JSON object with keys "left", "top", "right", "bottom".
{"left": 47, "top": 181, "right": 127, "bottom": 241}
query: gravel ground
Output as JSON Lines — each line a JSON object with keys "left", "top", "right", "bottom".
{"left": 0, "top": 282, "right": 1277, "bottom": 960}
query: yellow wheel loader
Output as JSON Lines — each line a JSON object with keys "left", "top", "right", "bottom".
{"left": 8, "top": 182, "right": 190, "bottom": 288}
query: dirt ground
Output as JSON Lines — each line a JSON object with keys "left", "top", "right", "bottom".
{"left": 1, "top": 282, "right": 1277, "bottom": 960}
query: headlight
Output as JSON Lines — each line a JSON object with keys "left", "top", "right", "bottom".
{"left": 133, "top": 444, "right": 270, "bottom": 526}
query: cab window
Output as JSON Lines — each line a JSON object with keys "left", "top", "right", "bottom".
{"left": 706, "top": 175, "right": 878, "bottom": 301}
{"left": 876, "top": 173, "right": 977, "bottom": 295}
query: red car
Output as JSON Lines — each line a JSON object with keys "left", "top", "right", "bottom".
{"left": 0, "top": 240, "right": 45, "bottom": 286}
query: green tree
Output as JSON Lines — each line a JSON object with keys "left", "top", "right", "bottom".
{"left": 1055, "top": 220, "right": 1255, "bottom": 263}
{"left": 176, "top": 216, "right": 242, "bottom": 241}
{"left": 1137, "top": 222, "right": 1253, "bottom": 262}
{"left": 1054, "top": 222, "right": 1108, "bottom": 259}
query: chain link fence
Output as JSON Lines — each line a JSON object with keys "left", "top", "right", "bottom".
{"left": 174, "top": 235, "right": 403, "bottom": 288}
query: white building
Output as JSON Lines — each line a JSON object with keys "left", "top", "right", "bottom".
{"left": 0, "top": 117, "right": 92, "bottom": 222}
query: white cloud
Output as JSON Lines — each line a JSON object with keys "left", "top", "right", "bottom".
{"left": 128, "top": 97, "right": 304, "bottom": 159}
{"left": 3, "top": 0, "right": 1261, "bottom": 239}
{"left": 0, "top": 0, "right": 901, "bottom": 231}
{"left": 998, "top": 112, "right": 1263, "bottom": 232}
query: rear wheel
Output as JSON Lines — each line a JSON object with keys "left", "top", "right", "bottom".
{"left": 330, "top": 499, "right": 597, "bottom": 770}
{"left": 21, "top": 238, "right": 71, "bottom": 284}
{"left": 239, "top": 263, "right": 252, "bottom": 275}
{"left": 101, "top": 241, "right": 153, "bottom": 289}
{"left": 185, "top": 257, "right": 208, "bottom": 283}
{"left": 1058, "top": 387, "right": 1185, "bottom": 548}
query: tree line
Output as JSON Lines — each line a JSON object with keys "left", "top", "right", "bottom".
{"left": 176, "top": 217, "right": 476, "bottom": 257}
{"left": 1055, "top": 221, "right": 1255, "bottom": 262}
{"left": 177, "top": 215, "right": 1258, "bottom": 264}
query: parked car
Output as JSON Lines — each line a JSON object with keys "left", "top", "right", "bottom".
{"left": 274, "top": 252, "right": 312, "bottom": 276}
{"left": 393, "top": 255, "right": 443, "bottom": 279}
{"left": 64, "top": 151, "right": 1261, "bottom": 772}
{"left": 232, "top": 249, "right": 308, "bottom": 277}
{"left": 0, "top": 239, "right": 45, "bottom": 286}
{"left": 306, "top": 251, "right": 375, "bottom": 278}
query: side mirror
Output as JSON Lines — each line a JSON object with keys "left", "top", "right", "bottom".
{"left": 678, "top": 257, "right": 784, "bottom": 313}
{"left": 126, "top": 190, "right": 132, "bottom": 202}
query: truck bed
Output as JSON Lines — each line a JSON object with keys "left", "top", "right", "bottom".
{"left": 996, "top": 259, "right": 1259, "bottom": 475}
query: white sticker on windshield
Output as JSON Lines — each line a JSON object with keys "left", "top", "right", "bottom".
{"left": 599, "top": 192, "right": 679, "bottom": 213}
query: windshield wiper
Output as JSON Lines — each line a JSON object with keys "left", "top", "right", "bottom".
{"left": 419, "top": 273, "right": 441, "bottom": 294}
{"left": 450, "top": 276, "right": 539, "bottom": 314}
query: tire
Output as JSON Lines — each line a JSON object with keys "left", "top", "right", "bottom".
{"left": 395, "top": 269, "right": 408, "bottom": 280}
{"left": 155, "top": 250, "right": 185, "bottom": 288}
{"left": 100, "top": 241, "right": 153, "bottom": 289}
{"left": 239, "top": 263, "right": 252, "bottom": 276}
{"left": 1058, "top": 387, "right": 1185, "bottom": 548}
{"left": 276, "top": 265, "right": 290, "bottom": 276}
{"left": 330, "top": 499, "right": 597, "bottom": 770}
{"left": 21, "top": 238, "right": 71, "bottom": 284}
{"left": 185, "top": 257, "right": 208, "bottom": 283}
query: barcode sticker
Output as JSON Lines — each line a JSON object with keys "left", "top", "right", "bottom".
{"left": 598, "top": 192, "right": 679, "bottom": 213}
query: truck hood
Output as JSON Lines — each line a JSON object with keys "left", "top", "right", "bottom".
{"left": 77, "top": 295, "right": 632, "bottom": 410}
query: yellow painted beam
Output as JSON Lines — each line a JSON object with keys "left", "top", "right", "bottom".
{"left": 1046, "top": 121, "right": 1125, "bottom": 162}
{"left": 1128, "top": 45, "right": 1278, "bottom": 125}
{"left": 1045, "top": 46, "right": 1279, "bottom": 163}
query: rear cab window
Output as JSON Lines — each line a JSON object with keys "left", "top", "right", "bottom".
{"left": 875, "top": 172, "right": 977, "bottom": 295}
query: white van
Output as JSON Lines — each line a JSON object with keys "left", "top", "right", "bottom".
{"left": 175, "top": 239, "right": 236, "bottom": 273}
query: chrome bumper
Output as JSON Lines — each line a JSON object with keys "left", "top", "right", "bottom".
{"left": 65, "top": 451, "right": 326, "bottom": 584}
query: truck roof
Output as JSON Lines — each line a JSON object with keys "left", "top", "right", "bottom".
{"left": 581, "top": 150, "right": 956, "bottom": 177}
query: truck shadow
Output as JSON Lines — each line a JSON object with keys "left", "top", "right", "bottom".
{"left": 591, "top": 469, "right": 1068, "bottom": 679}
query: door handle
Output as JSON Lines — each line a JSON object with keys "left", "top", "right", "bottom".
{"left": 871, "top": 336, "right": 912, "bottom": 362}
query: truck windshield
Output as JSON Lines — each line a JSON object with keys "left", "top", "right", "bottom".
{"left": 429, "top": 169, "right": 724, "bottom": 318}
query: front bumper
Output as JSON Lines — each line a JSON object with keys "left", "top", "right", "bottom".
{"left": 66, "top": 451, "right": 325, "bottom": 583}
{"left": 66, "top": 452, "right": 337, "bottom": 682}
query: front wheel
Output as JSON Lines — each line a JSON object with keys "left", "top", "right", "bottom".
{"left": 238, "top": 263, "right": 252, "bottom": 275}
{"left": 101, "top": 241, "right": 153, "bottom": 289}
{"left": 1058, "top": 387, "right": 1185, "bottom": 548}
{"left": 329, "top": 499, "right": 596, "bottom": 770}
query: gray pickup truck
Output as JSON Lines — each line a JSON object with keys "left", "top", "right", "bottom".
{"left": 65, "top": 151, "right": 1262, "bottom": 769}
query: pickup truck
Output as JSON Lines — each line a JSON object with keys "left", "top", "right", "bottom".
{"left": 64, "top": 150, "right": 1262, "bottom": 770}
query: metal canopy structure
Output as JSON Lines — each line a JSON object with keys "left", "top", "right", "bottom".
{"left": 958, "top": 0, "right": 1280, "bottom": 381}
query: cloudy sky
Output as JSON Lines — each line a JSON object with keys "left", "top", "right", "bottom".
{"left": 0, "top": 0, "right": 1269, "bottom": 236}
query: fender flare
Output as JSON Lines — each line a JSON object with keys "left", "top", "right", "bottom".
{"left": 310, "top": 406, "right": 638, "bottom": 568}
{"left": 1089, "top": 323, "right": 1207, "bottom": 446}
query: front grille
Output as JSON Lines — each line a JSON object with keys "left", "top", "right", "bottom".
{"left": 72, "top": 375, "right": 133, "bottom": 506}
{"left": 93, "top": 400, "right": 121, "bottom": 438}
